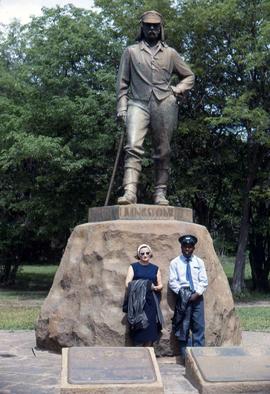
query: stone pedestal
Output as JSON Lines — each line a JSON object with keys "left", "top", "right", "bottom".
{"left": 185, "top": 346, "right": 270, "bottom": 393}
{"left": 36, "top": 204, "right": 241, "bottom": 354}
{"left": 61, "top": 347, "right": 164, "bottom": 393}
{"left": 88, "top": 204, "right": 193, "bottom": 223}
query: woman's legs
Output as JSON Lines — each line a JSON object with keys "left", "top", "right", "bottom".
{"left": 134, "top": 341, "right": 153, "bottom": 347}
{"left": 143, "top": 341, "right": 153, "bottom": 347}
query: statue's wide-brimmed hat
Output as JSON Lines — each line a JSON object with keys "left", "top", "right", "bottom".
{"left": 137, "top": 10, "right": 165, "bottom": 42}
{"left": 140, "top": 10, "right": 163, "bottom": 24}
{"left": 179, "top": 235, "right": 198, "bottom": 246}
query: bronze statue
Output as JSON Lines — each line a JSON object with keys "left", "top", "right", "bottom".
{"left": 117, "top": 10, "right": 194, "bottom": 205}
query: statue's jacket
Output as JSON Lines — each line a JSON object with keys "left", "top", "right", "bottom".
{"left": 117, "top": 40, "right": 195, "bottom": 113}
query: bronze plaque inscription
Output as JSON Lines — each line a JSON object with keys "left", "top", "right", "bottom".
{"left": 67, "top": 347, "right": 157, "bottom": 385}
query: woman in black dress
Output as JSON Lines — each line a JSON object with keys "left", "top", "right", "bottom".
{"left": 125, "top": 244, "right": 163, "bottom": 346}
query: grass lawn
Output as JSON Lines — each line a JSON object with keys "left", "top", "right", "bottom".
{"left": 0, "top": 265, "right": 57, "bottom": 300}
{"left": 220, "top": 256, "right": 270, "bottom": 302}
{"left": 14, "top": 265, "right": 57, "bottom": 290}
{"left": 0, "top": 265, "right": 57, "bottom": 329}
{"left": 0, "top": 307, "right": 40, "bottom": 329}
{"left": 236, "top": 307, "right": 270, "bottom": 332}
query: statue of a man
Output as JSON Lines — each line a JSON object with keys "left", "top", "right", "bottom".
{"left": 116, "top": 10, "right": 194, "bottom": 205}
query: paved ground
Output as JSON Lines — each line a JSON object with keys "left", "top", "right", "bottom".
{"left": 0, "top": 330, "right": 270, "bottom": 394}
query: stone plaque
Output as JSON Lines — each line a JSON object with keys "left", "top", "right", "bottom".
{"left": 88, "top": 204, "right": 193, "bottom": 223}
{"left": 68, "top": 347, "right": 156, "bottom": 384}
{"left": 61, "top": 347, "right": 164, "bottom": 394}
{"left": 185, "top": 346, "right": 270, "bottom": 394}
{"left": 190, "top": 347, "right": 270, "bottom": 382}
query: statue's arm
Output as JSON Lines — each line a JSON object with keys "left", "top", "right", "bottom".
{"left": 116, "top": 48, "right": 131, "bottom": 119}
{"left": 171, "top": 49, "right": 195, "bottom": 96}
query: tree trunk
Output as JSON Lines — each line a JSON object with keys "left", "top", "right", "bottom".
{"left": 0, "top": 258, "right": 20, "bottom": 287}
{"left": 232, "top": 138, "right": 259, "bottom": 295}
{"left": 249, "top": 202, "right": 270, "bottom": 292}
{"left": 232, "top": 196, "right": 250, "bottom": 294}
{"left": 193, "top": 192, "right": 210, "bottom": 228}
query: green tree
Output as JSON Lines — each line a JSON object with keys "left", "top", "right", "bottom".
{"left": 169, "top": 0, "right": 270, "bottom": 293}
{"left": 0, "top": 5, "right": 123, "bottom": 283}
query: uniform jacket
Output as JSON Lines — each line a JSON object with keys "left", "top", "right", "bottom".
{"left": 126, "top": 279, "right": 150, "bottom": 331}
{"left": 124, "top": 279, "right": 163, "bottom": 331}
{"left": 171, "top": 287, "right": 193, "bottom": 341}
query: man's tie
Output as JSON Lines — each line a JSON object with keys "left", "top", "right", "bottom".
{"left": 186, "top": 257, "right": 194, "bottom": 291}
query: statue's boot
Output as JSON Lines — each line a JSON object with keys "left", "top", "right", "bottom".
{"left": 117, "top": 188, "right": 137, "bottom": 204}
{"left": 117, "top": 168, "right": 139, "bottom": 205}
{"left": 153, "top": 168, "right": 169, "bottom": 205}
{"left": 154, "top": 186, "right": 169, "bottom": 205}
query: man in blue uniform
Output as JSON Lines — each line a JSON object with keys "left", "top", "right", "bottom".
{"left": 169, "top": 234, "right": 208, "bottom": 360}
{"left": 116, "top": 10, "right": 194, "bottom": 205}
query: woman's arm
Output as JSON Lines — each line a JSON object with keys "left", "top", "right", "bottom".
{"left": 125, "top": 265, "right": 134, "bottom": 288}
{"left": 152, "top": 269, "right": 163, "bottom": 291}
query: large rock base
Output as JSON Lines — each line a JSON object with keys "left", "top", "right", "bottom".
{"left": 36, "top": 214, "right": 241, "bottom": 354}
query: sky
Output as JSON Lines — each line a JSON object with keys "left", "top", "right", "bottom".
{"left": 0, "top": 0, "right": 94, "bottom": 25}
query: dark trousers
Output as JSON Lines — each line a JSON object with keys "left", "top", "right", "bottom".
{"left": 179, "top": 296, "right": 205, "bottom": 357}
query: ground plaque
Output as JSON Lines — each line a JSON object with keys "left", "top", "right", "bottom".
{"left": 61, "top": 346, "right": 164, "bottom": 393}
{"left": 186, "top": 346, "right": 270, "bottom": 393}
{"left": 88, "top": 204, "right": 193, "bottom": 223}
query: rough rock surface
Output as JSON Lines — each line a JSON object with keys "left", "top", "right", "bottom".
{"left": 36, "top": 220, "right": 241, "bottom": 354}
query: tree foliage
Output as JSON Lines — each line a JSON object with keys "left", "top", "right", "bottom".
{"left": 0, "top": 6, "right": 123, "bottom": 282}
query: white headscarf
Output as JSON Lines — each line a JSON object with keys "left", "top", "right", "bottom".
{"left": 137, "top": 244, "right": 152, "bottom": 256}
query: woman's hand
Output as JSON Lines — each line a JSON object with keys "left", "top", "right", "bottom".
{"left": 151, "top": 283, "right": 162, "bottom": 292}
{"left": 190, "top": 292, "right": 200, "bottom": 302}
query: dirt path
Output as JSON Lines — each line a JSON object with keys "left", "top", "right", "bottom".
{"left": 0, "top": 299, "right": 44, "bottom": 308}
{"left": 235, "top": 301, "right": 270, "bottom": 307}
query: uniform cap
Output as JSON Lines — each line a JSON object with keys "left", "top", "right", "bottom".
{"left": 140, "top": 10, "right": 163, "bottom": 24}
{"left": 178, "top": 235, "right": 198, "bottom": 245}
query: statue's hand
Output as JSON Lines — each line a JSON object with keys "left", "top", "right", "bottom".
{"left": 116, "top": 110, "right": 127, "bottom": 126}
{"left": 171, "top": 85, "right": 185, "bottom": 97}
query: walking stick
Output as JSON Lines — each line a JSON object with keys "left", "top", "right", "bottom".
{"left": 104, "top": 125, "right": 125, "bottom": 206}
